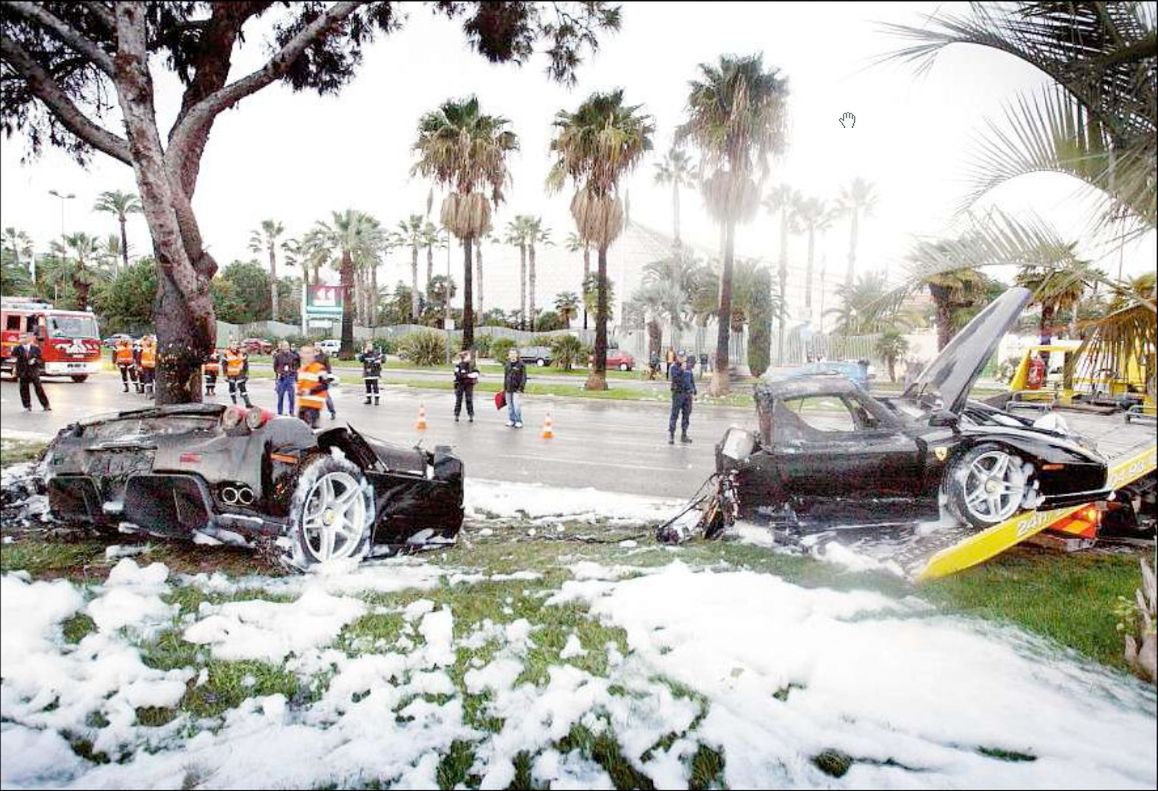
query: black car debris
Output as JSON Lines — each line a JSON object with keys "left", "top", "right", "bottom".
{"left": 663, "top": 288, "right": 1112, "bottom": 541}
{"left": 41, "top": 404, "right": 463, "bottom": 570}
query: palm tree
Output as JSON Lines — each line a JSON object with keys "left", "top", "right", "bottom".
{"left": 791, "top": 196, "right": 834, "bottom": 312}
{"left": 47, "top": 233, "right": 110, "bottom": 310}
{"left": 282, "top": 237, "right": 307, "bottom": 288}
{"left": 412, "top": 96, "right": 518, "bottom": 352}
{"left": 393, "top": 215, "right": 426, "bottom": 322}
{"left": 299, "top": 228, "right": 332, "bottom": 287}
{"left": 653, "top": 146, "right": 698, "bottom": 247}
{"left": 762, "top": 185, "right": 799, "bottom": 365}
{"left": 505, "top": 217, "right": 531, "bottom": 329}
{"left": 475, "top": 232, "right": 499, "bottom": 315}
{"left": 875, "top": 330, "right": 910, "bottom": 383}
{"left": 827, "top": 271, "right": 892, "bottom": 336}
{"left": 2, "top": 227, "right": 34, "bottom": 276}
{"left": 525, "top": 217, "right": 552, "bottom": 332}
{"left": 555, "top": 291, "right": 580, "bottom": 326}
{"left": 422, "top": 221, "right": 444, "bottom": 289}
{"left": 836, "top": 177, "right": 877, "bottom": 289}
{"left": 248, "top": 219, "right": 285, "bottom": 322}
{"left": 548, "top": 89, "right": 654, "bottom": 391}
{"left": 565, "top": 231, "right": 592, "bottom": 328}
{"left": 311, "top": 210, "right": 385, "bottom": 357}
{"left": 1015, "top": 253, "right": 1094, "bottom": 346}
{"left": 93, "top": 189, "right": 141, "bottom": 273}
{"left": 676, "top": 54, "right": 790, "bottom": 395}
{"left": 922, "top": 267, "right": 986, "bottom": 351}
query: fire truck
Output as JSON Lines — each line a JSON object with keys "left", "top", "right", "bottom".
{"left": 1, "top": 297, "right": 102, "bottom": 382}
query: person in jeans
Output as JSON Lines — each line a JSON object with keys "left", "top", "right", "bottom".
{"left": 503, "top": 348, "right": 527, "bottom": 428}
{"left": 453, "top": 350, "right": 479, "bottom": 422}
{"left": 358, "top": 341, "right": 383, "bottom": 405}
{"left": 272, "top": 340, "right": 300, "bottom": 415}
{"left": 668, "top": 353, "right": 697, "bottom": 444}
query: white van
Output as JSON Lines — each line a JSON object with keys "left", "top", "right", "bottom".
{"left": 317, "top": 339, "right": 341, "bottom": 355}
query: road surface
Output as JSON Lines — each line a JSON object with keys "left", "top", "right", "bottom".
{"left": 0, "top": 372, "right": 757, "bottom": 498}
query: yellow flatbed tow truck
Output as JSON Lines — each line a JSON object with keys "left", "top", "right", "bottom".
{"left": 913, "top": 411, "right": 1156, "bottom": 581}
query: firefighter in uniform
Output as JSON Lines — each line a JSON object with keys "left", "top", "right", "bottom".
{"left": 131, "top": 337, "right": 145, "bottom": 393}
{"left": 358, "top": 341, "right": 383, "bottom": 405}
{"left": 139, "top": 336, "right": 157, "bottom": 397}
{"left": 295, "top": 347, "right": 331, "bottom": 428}
{"left": 223, "top": 341, "right": 252, "bottom": 407}
{"left": 203, "top": 349, "right": 220, "bottom": 396}
{"left": 113, "top": 337, "right": 136, "bottom": 393}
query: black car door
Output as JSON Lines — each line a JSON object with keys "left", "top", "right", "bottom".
{"left": 770, "top": 394, "right": 922, "bottom": 502}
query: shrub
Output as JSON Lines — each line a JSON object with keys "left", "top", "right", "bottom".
{"left": 397, "top": 329, "right": 447, "bottom": 367}
{"left": 473, "top": 334, "right": 493, "bottom": 359}
{"left": 490, "top": 337, "right": 517, "bottom": 362}
{"left": 747, "top": 267, "right": 772, "bottom": 377}
{"left": 550, "top": 335, "right": 585, "bottom": 371}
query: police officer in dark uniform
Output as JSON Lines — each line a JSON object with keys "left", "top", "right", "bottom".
{"left": 668, "top": 353, "right": 696, "bottom": 444}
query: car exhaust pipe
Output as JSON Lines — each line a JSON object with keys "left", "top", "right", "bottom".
{"left": 221, "top": 486, "right": 239, "bottom": 505}
{"left": 236, "top": 486, "right": 255, "bottom": 506}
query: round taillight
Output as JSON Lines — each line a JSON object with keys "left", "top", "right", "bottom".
{"left": 221, "top": 406, "right": 245, "bottom": 430}
{"left": 245, "top": 406, "right": 271, "bottom": 430}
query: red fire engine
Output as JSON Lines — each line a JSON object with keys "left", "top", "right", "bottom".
{"left": 1, "top": 297, "right": 102, "bottom": 382}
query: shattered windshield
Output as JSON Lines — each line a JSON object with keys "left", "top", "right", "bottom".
{"left": 49, "top": 314, "right": 99, "bottom": 339}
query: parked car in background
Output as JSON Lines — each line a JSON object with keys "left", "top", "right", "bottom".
{"left": 241, "top": 337, "right": 273, "bottom": 355}
{"left": 519, "top": 346, "right": 552, "bottom": 367}
{"left": 103, "top": 333, "right": 133, "bottom": 349}
{"left": 317, "top": 339, "right": 341, "bottom": 355}
{"left": 604, "top": 349, "right": 635, "bottom": 371}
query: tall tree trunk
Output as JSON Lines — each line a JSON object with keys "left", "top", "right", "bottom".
{"left": 805, "top": 225, "right": 815, "bottom": 310}
{"left": 311, "top": 262, "right": 320, "bottom": 286}
{"left": 672, "top": 182, "right": 681, "bottom": 248}
{"left": 582, "top": 243, "right": 590, "bottom": 330}
{"left": 585, "top": 247, "right": 610, "bottom": 391}
{"left": 845, "top": 209, "right": 859, "bottom": 288}
{"left": 777, "top": 207, "right": 789, "bottom": 366}
{"left": 339, "top": 250, "right": 354, "bottom": 358}
{"left": 74, "top": 278, "right": 90, "bottom": 312}
{"left": 647, "top": 317, "right": 661, "bottom": 361}
{"left": 930, "top": 286, "right": 952, "bottom": 351}
{"left": 711, "top": 220, "right": 736, "bottom": 396}
{"left": 519, "top": 244, "right": 527, "bottom": 330}
{"left": 268, "top": 242, "right": 279, "bottom": 322}
{"left": 1040, "top": 302, "right": 1056, "bottom": 367}
{"left": 476, "top": 239, "right": 484, "bottom": 315}
{"left": 462, "top": 236, "right": 474, "bottom": 352}
{"left": 118, "top": 215, "right": 129, "bottom": 272}
{"left": 410, "top": 245, "right": 420, "bottom": 322}
{"left": 370, "top": 259, "right": 379, "bottom": 327}
{"left": 426, "top": 243, "right": 434, "bottom": 289}
{"left": 529, "top": 243, "right": 537, "bottom": 333}
{"left": 116, "top": 4, "right": 214, "bottom": 405}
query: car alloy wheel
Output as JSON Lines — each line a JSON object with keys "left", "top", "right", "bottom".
{"left": 949, "top": 445, "right": 1029, "bottom": 528}
{"left": 619, "top": 363, "right": 629, "bottom": 371}
{"left": 301, "top": 470, "right": 370, "bottom": 563}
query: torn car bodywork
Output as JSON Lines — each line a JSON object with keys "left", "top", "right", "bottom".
{"left": 695, "top": 289, "right": 1113, "bottom": 536}
{"left": 43, "top": 404, "right": 463, "bottom": 561}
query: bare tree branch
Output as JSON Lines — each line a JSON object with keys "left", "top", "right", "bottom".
{"left": 0, "top": 34, "right": 131, "bottom": 164}
{"left": 6, "top": 1, "right": 115, "bottom": 76}
{"left": 167, "top": 1, "right": 362, "bottom": 162}
{"left": 82, "top": 1, "right": 117, "bottom": 33}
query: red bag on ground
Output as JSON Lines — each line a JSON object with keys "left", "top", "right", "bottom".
{"left": 494, "top": 391, "right": 506, "bottom": 410}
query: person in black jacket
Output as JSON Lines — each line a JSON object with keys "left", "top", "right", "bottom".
{"left": 358, "top": 341, "right": 384, "bottom": 405}
{"left": 668, "top": 353, "right": 696, "bottom": 444}
{"left": 503, "top": 348, "right": 527, "bottom": 428}
{"left": 453, "top": 350, "right": 479, "bottom": 422}
{"left": 272, "top": 340, "right": 300, "bottom": 415}
{"left": 12, "top": 333, "right": 51, "bottom": 411}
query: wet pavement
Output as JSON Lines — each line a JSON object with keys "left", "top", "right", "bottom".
{"left": 0, "top": 373, "right": 756, "bottom": 498}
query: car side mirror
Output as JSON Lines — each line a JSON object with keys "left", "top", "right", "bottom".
{"left": 929, "top": 410, "right": 959, "bottom": 428}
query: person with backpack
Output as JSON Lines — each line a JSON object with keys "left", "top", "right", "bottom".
{"left": 668, "top": 352, "right": 697, "bottom": 445}
{"left": 358, "top": 341, "right": 384, "bottom": 405}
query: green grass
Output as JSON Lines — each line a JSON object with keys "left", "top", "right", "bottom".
{"left": 0, "top": 439, "right": 45, "bottom": 466}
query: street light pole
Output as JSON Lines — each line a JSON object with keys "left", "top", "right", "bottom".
{"left": 48, "top": 189, "right": 76, "bottom": 240}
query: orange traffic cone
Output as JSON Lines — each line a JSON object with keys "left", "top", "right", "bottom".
{"left": 540, "top": 411, "right": 555, "bottom": 439}
{"left": 415, "top": 403, "right": 428, "bottom": 431}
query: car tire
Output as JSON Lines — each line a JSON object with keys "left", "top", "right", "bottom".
{"left": 537, "top": 358, "right": 546, "bottom": 367}
{"left": 944, "top": 443, "right": 1032, "bottom": 529}
{"left": 618, "top": 363, "right": 628, "bottom": 371}
{"left": 70, "top": 375, "right": 88, "bottom": 383}
{"left": 278, "top": 452, "right": 375, "bottom": 571}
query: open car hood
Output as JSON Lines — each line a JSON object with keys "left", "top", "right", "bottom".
{"left": 903, "top": 286, "right": 1031, "bottom": 414}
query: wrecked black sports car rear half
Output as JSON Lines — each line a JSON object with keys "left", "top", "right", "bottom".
{"left": 716, "top": 288, "right": 1112, "bottom": 530}
{"left": 43, "top": 404, "right": 463, "bottom": 570}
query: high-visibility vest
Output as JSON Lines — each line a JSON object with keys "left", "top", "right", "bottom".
{"left": 140, "top": 343, "right": 156, "bottom": 369}
{"left": 115, "top": 342, "right": 134, "bottom": 365}
{"left": 224, "top": 350, "right": 245, "bottom": 377}
{"left": 203, "top": 355, "right": 220, "bottom": 375}
{"left": 296, "top": 361, "right": 328, "bottom": 410}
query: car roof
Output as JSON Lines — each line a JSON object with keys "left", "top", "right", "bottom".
{"left": 755, "top": 373, "right": 868, "bottom": 401}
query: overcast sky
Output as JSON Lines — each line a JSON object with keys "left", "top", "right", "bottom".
{"left": 2, "top": 1, "right": 1154, "bottom": 309}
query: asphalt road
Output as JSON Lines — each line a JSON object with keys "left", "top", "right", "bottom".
{"left": 0, "top": 373, "right": 757, "bottom": 498}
